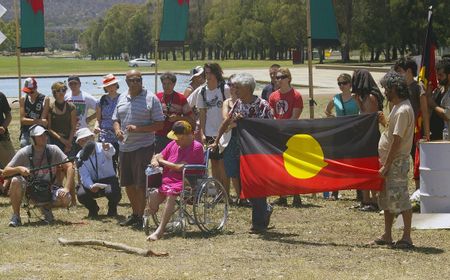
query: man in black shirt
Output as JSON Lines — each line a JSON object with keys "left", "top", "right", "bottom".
{"left": 0, "top": 91, "right": 15, "bottom": 194}
{"left": 19, "top": 77, "right": 50, "bottom": 147}
{"left": 261, "top": 64, "right": 280, "bottom": 101}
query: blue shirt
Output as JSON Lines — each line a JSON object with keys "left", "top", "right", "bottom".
{"left": 77, "top": 143, "right": 116, "bottom": 188}
{"left": 112, "top": 89, "right": 164, "bottom": 152}
{"left": 333, "top": 94, "right": 359, "bottom": 116}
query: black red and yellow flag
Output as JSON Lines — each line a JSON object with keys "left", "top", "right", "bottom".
{"left": 238, "top": 114, "right": 382, "bottom": 199}
{"left": 418, "top": 7, "right": 438, "bottom": 92}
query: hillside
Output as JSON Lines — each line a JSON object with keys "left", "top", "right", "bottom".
{"left": 1, "top": 0, "right": 147, "bottom": 30}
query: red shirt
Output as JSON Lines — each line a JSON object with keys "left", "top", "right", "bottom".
{"left": 156, "top": 91, "right": 193, "bottom": 136}
{"left": 268, "top": 88, "right": 303, "bottom": 119}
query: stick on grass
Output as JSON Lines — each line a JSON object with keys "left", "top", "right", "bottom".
{"left": 57, "top": 237, "right": 168, "bottom": 257}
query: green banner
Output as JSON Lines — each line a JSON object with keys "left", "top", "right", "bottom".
{"left": 20, "top": 0, "right": 45, "bottom": 52}
{"left": 311, "top": 0, "right": 339, "bottom": 47}
{"left": 159, "top": 0, "right": 189, "bottom": 47}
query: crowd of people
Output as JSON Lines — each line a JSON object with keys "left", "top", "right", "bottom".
{"left": 0, "top": 57, "right": 449, "bottom": 245}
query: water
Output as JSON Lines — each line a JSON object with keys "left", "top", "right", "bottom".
{"left": 0, "top": 74, "right": 192, "bottom": 98}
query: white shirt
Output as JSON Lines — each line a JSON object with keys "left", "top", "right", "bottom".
{"left": 195, "top": 84, "right": 230, "bottom": 137}
{"left": 65, "top": 91, "right": 97, "bottom": 129}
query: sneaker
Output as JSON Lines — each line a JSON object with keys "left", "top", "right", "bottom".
{"left": 272, "top": 197, "right": 288, "bottom": 206}
{"left": 292, "top": 195, "right": 302, "bottom": 207}
{"left": 8, "top": 214, "right": 22, "bottom": 227}
{"left": 120, "top": 214, "right": 140, "bottom": 227}
{"left": 40, "top": 207, "right": 54, "bottom": 223}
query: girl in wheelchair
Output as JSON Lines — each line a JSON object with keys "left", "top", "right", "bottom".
{"left": 146, "top": 121, "right": 204, "bottom": 241}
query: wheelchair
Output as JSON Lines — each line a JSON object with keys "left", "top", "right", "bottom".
{"left": 143, "top": 149, "right": 229, "bottom": 237}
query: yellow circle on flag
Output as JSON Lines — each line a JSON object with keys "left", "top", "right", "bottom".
{"left": 283, "top": 134, "right": 328, "bottom": 179}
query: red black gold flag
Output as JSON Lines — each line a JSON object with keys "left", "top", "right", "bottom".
{"left": 418, "top": 7, "right": 438, "bottom": 92}
{"left": 238, "top": 113, "right": 382, "bottom": 199}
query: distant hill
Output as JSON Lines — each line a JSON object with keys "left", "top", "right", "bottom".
{"left": 1, "top": 0, "right": 147, "bottom": 30}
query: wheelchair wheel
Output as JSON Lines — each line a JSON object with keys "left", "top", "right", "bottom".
{"left": 193, "top": 178, "right": 229, "bottom": 233}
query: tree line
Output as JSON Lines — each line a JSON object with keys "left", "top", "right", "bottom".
{"left": 1, "top": 0, "right": 449, "bottom": 62}
{"left": 80, "top": 0, "right": 450, "bottom": 62}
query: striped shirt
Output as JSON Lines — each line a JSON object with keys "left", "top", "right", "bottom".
{"left": 112, "top": 89, "right": 164, "bottom": 152}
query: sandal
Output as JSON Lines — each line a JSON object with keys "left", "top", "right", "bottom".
{"left": 393, "top": 240, "right": 414, "bottom": 249}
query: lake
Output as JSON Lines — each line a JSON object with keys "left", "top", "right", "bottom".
{"left": 0, "top": 74, "right": 192, "bottom": 98}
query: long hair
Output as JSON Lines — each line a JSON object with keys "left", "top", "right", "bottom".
{"left": 351, "top": 69, "right": 384, "bottom": 110}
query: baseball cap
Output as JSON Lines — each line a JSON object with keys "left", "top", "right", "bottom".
{"left": 167, "top": 121, "right": 192, "bottom": 140}
{"left": 189, "top": 66, "right": 204, "bottom": 81}
{"left": 75, "top": 128, "right": 94, "bottom": 143}
{"left": 68, "top": 75, "right": 81, "bottom": 84}
{"left": 22, "top": 77, "right": 37, "bottom": 93}
{"left": 29, "top": 125, "right": 47, "bottom": 137}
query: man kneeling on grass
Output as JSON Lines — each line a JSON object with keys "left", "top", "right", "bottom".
{"left": 75, "top": 128, "right": 121, "bottom": 218}
{"left": 371, "top": 71, "right": 415, "bottom": 249}
{"left": 3, "top": 125, "right": 74, "bottom": 227}
{"left": 146, "top": 121, "right": 204, "bottom": 241}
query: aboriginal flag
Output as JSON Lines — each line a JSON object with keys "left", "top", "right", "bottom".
{"left": 20, "top": 0, "right": 45, "bottom": 53}
{"left": 238, "top": 113, "right": 382, "bottom": 199}
{"left": 418, "top": 7, "right": 437, "bottom": 92}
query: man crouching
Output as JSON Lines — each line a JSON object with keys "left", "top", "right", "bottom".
{"left": 3, "top": 125, "right": 74, "bottom": 227}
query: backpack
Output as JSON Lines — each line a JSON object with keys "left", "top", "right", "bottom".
{"left": 200, "top": 82, "right": 226, "bottom": 107}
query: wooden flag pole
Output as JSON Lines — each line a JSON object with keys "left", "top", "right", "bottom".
{"left": 306, "top": 0, "right": 314, "bottom": 119}
{"left": 154, "top": 0, "right": 161, "bottom": 94}
{"left": 13, "top": 0, "right": 22, "bottom": 100}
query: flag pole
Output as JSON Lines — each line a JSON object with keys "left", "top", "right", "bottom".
{"left": 306, "top": 0, "right": 314, "bottom": 119}
{"left": 154, "top": 0, "right": 161, "bottom": 94}
{"left": 13, "top": 0, "right": 22, "bottom": 100}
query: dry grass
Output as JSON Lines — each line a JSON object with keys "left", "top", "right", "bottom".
{"left": 1, "top": 97, "right": 450, "bottom": 280}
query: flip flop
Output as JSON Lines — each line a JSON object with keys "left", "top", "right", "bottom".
{"left": 368, "top": 238, "right": 394, "bottom": 246}
{"left": 393, "top": 240, "right": 415, "bottom": 249}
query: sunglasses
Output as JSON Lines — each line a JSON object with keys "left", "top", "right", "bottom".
{"left": 338, "top": 81, "right": 349, "bottom": 86}
{"left": 276, "top": 75, "right": 288, "bottom": 80}
{"left": 127, "top": 77, "right": 142, "bottom": 83}
{"left": 54, "top": 89, "right": 67, "bottom": 93}
{"left": 227, "top": 82, "right": 235, "bottom": 88}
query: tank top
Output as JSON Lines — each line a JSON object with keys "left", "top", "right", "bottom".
{"left": 50, "top": 101, "right": 75, "bottom": 139}
{"left": 21, "top": 93, "right": 46, "bottom": 132}
{"left": 333, "top": 94, "right": 359, "bottom": 116}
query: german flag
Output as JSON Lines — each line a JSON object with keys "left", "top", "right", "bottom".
{"left": 238, "top": 113, "right": 382, "bottom": 199}
{"left": 418, "top": 7, "right": 438, "bottom": 92}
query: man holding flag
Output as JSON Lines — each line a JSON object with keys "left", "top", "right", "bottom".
{"left": 427, "top": 58, "right": 450, "bottom": 135}
{"left": 210, "top": 73, "right": 274, "bottom": 233}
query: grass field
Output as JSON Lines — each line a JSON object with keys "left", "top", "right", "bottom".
{"left": 1, "top": 96, "right": 450, "bottom": 280}
{"left": 0, "top": 56, "right": 300, "bottom": 77}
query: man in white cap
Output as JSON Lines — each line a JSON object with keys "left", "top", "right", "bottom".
{"left": 3, "top": 125, "right": 75, "bottom": 227}
{"left": 183, "top": 66, "right": 205, "bottom": 99}
{"left": 19, "top": 77, "right": 50, "bottom": 147}
{"left": 74, "top": 128, "right": 121, "bottom": 218}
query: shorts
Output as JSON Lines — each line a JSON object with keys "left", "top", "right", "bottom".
{"left": 378, "top": 157, "right": 412, "bottom": 214}
{"left": 120, "top": 145, "right": 154, "bottom": 187}
{"left": 205, "top": 136, "right": 223, "bottom": 160}
{"left": 17, "top": 176, "right": 71, "bottom": 203}
{"left": 157, "top": 176, "right": 199, "bottom": 197}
